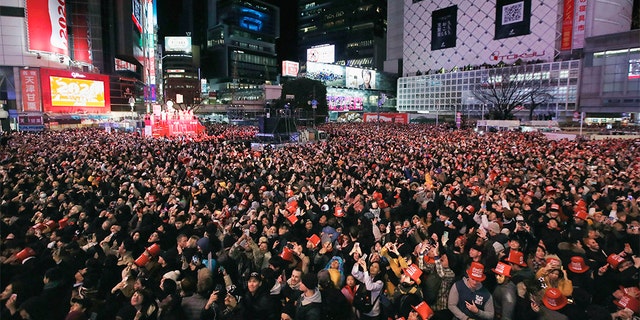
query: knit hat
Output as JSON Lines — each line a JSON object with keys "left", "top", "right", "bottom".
{"left": 301, "top": 272, "right": 318, "bottom": 289}
{"left": 486, "top": 221, "right": 501, "bottom": 234}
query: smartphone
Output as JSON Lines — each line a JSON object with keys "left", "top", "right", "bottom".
{"left": 361, "top": 253, "right": 368, "bottom": 261}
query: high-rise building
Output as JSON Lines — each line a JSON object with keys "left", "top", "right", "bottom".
{"left": 394, "top": 0, "right": 638, "bottom": 121}
{"left": 0, "top": 0, "right": 159, "bottom": 126}
{"left": 298, "top": 0, "right": 387, "bottom": 70}
{"left": 202, "top": 0, "right": 280, "bottom": 104}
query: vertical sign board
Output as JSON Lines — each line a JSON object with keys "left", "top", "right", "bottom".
{"left": 25, "top": 0, "right": 69, "bottom": 56}
{"left": 431, "top": 6, "right": 457, "bottom": 50}
{"left": 572, "top": 0, "right": 587, "bottom": 49}
{"left": 71, "top": 4, "right": 93, "bottom": 64}
{"left": 560, "top": 0, "right": 574, "bottom": 51}
{"left": 20, "top": 69, "right": 43, "bottom": 112}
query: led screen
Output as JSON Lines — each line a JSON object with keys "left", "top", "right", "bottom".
{"left": 346, "top": 67, "right": 376, "bottom": 89}
{"left": 49, "top": 76, "right": 106, "bottom": 107}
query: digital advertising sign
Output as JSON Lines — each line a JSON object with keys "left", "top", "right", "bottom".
{"left": 307, "top": 45, "right": 335, "bottom": 63}
{"left": 71, "top": 5, "right": 93, "bottom": 64}
{"left": 39, "top": 68, "right": 110, "bottom": 113}
{"left": 282, "top": 61, "right": 299, "bottom": 77}
{"left": 346, "top": 67, "right": 376, "bottom": 89}
{"left": 165, "top": 37, "right": 192, "bottom": 53}
{"left": 306, "top": 62, "right": 345, "bottom": 87}
{"left": 26, "top": 0, "right": 69, "bottom": 56}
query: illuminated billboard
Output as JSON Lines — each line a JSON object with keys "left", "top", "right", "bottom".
{"left": 282, "top": 61, "right": 299, "bottom": 77}
{"left": 132, "top": 0, "right": 143, "bottom": 33}
{"left": 306, "top": 62, "right": 345, "bottom": 87}
{"left": 165, "top": 37, "right": 192, "bottom": 53}
{"left": 234, "top": 6, "right": 275, "bottom": 34}
{"left": 39, "top": 68, "right": 110, "bottom": 113}
{"left": 307, "top": 45, "right": 335, "bottom": 63}
{"left": 26, "top": 0, "right": 69, "bottom": 56}
{"left": 346, "top": 67, "right": 376, "bottom": 89}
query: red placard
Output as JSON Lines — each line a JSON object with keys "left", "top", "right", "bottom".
{"left": 20, "top": 69, "right": 43, "bottom": 112}
{"left": 39, "top": 68, "right": 111, "bottom": 113}
{"left": 26, "top": 0, "right": 69, "bottom": 56}
{"left": 363, "top": 113, "right": 409, "bottom": 124}
{"left": 560, "top": 0, "right": 574, "bottom": 51}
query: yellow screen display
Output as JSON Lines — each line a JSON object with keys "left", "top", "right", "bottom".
{"left": 50, "top": 76, "right": 105, "bottom": 107}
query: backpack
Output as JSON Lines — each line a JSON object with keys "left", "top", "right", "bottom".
{"left": 352, "top": 283, "right": 380, "bottom": 314}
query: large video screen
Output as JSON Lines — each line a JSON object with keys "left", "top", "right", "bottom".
{"left": 306, "top": 62, "right": 345, "bottom": 87}
{"left": 50, "top": 76, "right": 105, "bottom": 107}
{"left": 40, "top": 68, "right": 111, "bottom": 113}
{"left": 346, "top": 67, "right": 376, "bottom": 89}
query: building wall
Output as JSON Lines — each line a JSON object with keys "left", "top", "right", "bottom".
{"left": 403, "top": 0, "right": 557, "bottom": 75}
{"left": 397, "top": 60, "right": 581, "bottom": 119}
{"left": 384, "top": 0, "right": 403, "bottom": 74}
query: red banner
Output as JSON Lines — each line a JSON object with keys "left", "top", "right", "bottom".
{"left": 560, "top": 0, "right": 574, "bottom": 51}
{"left": 363, "top": 113, "right": 409, "bottom": 124}
{"left": 26, "top": 0, "right": 69, "bottom": 56}
{"left": 20, "top": 69, "right": 43, "bottom": 112}
{"left": 39, "top": 68, "right": 110, "bottom": 113}
{"left": 71, "top": 7, "right": 92, "bottom": 64}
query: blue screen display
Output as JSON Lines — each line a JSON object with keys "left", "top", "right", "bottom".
{"left": 239, "top": 7, "right": 266, "bottom": 31}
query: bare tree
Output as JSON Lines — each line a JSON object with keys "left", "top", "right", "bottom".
{"left": 472, "top": 66, "right": 553, "bottom": 120}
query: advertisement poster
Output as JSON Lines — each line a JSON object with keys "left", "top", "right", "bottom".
{"left": 345, "top": 67, "right": 376, "bottom": 89}
{"left": 20, "top": 69, "right": 43, "bottom": 112}
{"left": 363, "top": 113, "right": 409, "bottom": 124}
{"left": 560, "top": 0, "right": 574, "bottom": 51}
{"left": 39, "top": 68, "right": 110, "bottom": 113}
{"left": 495, "top": 0, "right": 531, "bottom": 39}
{"left": 26, "top": 0, "right": 69, "bottom": 56}
{"left": 431, "top": 5, "right": 457, "bottom": 50}
{"left": 71, "top": 6, "right": 93, "bottom": 64}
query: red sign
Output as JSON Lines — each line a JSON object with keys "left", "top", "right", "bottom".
{"left": 71, "top": 8, "right": 92, "bottom": 64}
{"left": 39, "top": 68, "right": 111, "bottom": 113}
{"left": 26, "top": 0, "right": 69, "bottom": 56}
{"left": 20, "top": 69, "right": 43, "bottom": 112}
{"left": 560, "top": 0, "right": 574, "bottom": 51}
{"left": 363, "top": 113, "right": 409, "bottom": 124}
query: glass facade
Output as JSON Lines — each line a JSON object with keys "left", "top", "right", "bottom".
{"left": 592, "top": 48, "right": 640, "bottom": 95}
{"left": 397, "top": 60, "right": 581, "bottom": 118}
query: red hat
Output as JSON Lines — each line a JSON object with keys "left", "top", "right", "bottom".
{"left": 620, "top": 286, "right": 640, "bottom": 299}
{"left": 550, "top": 203, "right": 560, "bottom": 211}
{"left": 287, "top": 189, "right": 294, "bottom": 197}
{"left": 44, "top": 220, "right": 58, "bottom": 231}
{"left": 280, "top": 246, "right": 294, "bottom": 262}
{"left": 614, "top": 294, "right": 640, "bottom": 313}
{"left": 372, "top": 191, "right": 383, "bottom": 201}
{"left": 466, "top": 262, "right": 486, "bottom": 282}
{"left": 545, "top": 186, "right": 556, "bottom": 193}
{"left": 287, "top": 214, "right": 299, "bottom": 225}
{"left": 500, "top": 176, "right": 510, "bottom": 186}
{"left": 465, "top": 205, "right": 475, "bottom": 213}
{"left": 334, "top": 206, "right": 344, "bottom": 218}
{"left": 608, "top": 253, "right": 626, "bottom": 268}
{"left": 411, "top": 301, "right": 434, "bottom": 320}
{"left": 505, "top": 250, "right": 527, "bottom": 267}
{"left": 134, "top": 252, "right": 151, "bottom": 267}
{"left": 377, "top": 199, "right": 388, "bottom": 209}
{"left": 16, "top": 247, "right": 36, "bottom": 263}
{"left": 146, "top": 243, "right": 161, "bottom": 257}
{"left": 286, "top": 200, "right": 298, "bottom": 214}
{"left": 240, "top": 199, "right": 249, "bottom": 207}
{"left": 492, "top": 262, "right": 512, "bottom": 277}
{"left": 58, "top": 217, "right": 69, "bottom": 229}
{"left": 403, "top": 264, "right": 423, "bottom": 284}
{"left": 574, "top": 209, "right": 588, "bottom": 221}
{"left": 259, "top": 185, "right": 267, "bottom": 192}
{"left": 307, "top": 234, "right": 321, "bottom": 248}
{"left": 568, "top": 256, "right": 589, "bottom": 273}
{"left": 543, "top": 288, "right": 568, "bottom": 310}
{"left": 526, "top": 191, "right": 535, "bottom": 198}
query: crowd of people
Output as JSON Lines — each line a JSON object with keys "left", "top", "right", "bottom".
{"left": 0, "top": 122, "right": 639, "bottom": 320}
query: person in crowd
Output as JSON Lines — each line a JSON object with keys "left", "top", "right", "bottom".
{"left": 447, "top": 262, "right": 494, "bottom": 320}
{"left": 0, "top": 123, "right": 637, "bottom": 320}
